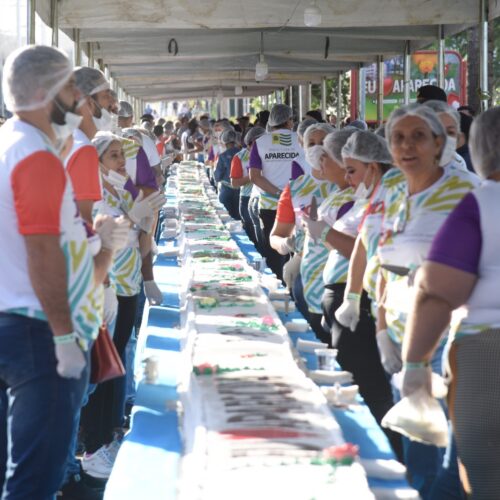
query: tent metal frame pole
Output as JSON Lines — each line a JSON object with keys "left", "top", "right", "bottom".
{"left": 27, "top": 0, "right": 36, "bottom": 44}
{"left": 289, "top": 86, "right": 293, "bottom": 109}
{"left": 357, "top": 66, "right": 365, "bottom": 121}
{"left": 437, "top": 25, "right": 445, "bottom": 89}
{"left": 321, "top": 77, "right": 327, "bottom": 118}
{"left": 479, "top": 0, "right": 489, "bottom": 111}
{"left": 298, "top": 85, "right": 303, "bottom": 119}
{"left": 74, "top": 28, "right": 81, "bottom": 66}
{"left": 376, "top": 56, "right": 384, "bottom": 126}
{"left": 307, "top": 83, "right": 312, "bottom": 111}
{"left": 50, "top": 0, "right": 59, "bottom": 47}
{"left": 336, "top": 73, "right": 342, "bottom": 127}
{"left": 87, "top": 42, "right": 94, "bottom": 68}
{"left": 403, "top": 40, "right": 411, "bottom": 105}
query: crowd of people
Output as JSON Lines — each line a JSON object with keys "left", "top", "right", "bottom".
{"left": 0, "top": 41, "right": 498, "bottom": 500}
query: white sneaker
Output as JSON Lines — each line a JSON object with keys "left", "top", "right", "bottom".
{"left": 82, "top": 445, "right": 115, "bottom": 479}
{"left": 106, "top": 436, "right": 123, "bottom": 462}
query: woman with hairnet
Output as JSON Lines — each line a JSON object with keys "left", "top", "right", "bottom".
{"left": 422, "top": 100, "right": 468, "bottom": 171}
{"left": 214, "top": 129, "right": 242, "bottom": 220}
{"left": 375, "top": 104, "right": 479, "bottom": 498}
{"left": 79, "top": 133, "right": 158, "bottom": 479}
{"left": 269, "top": 123, "right": 334, "bottom": 337}
{"left": 302, "top": 130, "right": 400, "bottom": 455}
{"left": 401, "top": 106, "right": 500, "bottom": 499}
{"left": 230, "top": 126, "right": 267, "bottom": 245}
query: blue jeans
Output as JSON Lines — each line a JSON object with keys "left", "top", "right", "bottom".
{"left": 248, "top": 197, "right": 265, "bottom": 256}
{"left": 218, "top": 185, "right": 241, "bottom": 221}
{"left": 0, "top": 313, "right": 89, "bottom": 499}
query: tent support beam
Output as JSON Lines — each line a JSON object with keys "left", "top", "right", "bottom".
{"left": 376, "top": 55, "right": 384, "bottom": 125}
{"left": 357, "top": 65, "right": 365, "bottom": 120}
{"left": 50, "top": 0, "right": 59, "bottom": 47}
{"left": 403, "top": 40, "right": 411, "bottom": 104}
{"left": 321, "top": 78, "right": 327, "bottom": 119}
{"left": 437, "top": 25, "right": 445, "bottom": 89}
{"left": 336, "top": 72, "right": 342, "bottom": 126}
{"left": 479, "top": 0, "right": 489, "bottom": 111}
{"left": 74, "top": 28, "right": 81, "bottom": 66}
{"left": 298, "top": 85, "right": 304, "bottom": 119}
{"left": 27, "top": 0, "right": 36, "bottom": 44}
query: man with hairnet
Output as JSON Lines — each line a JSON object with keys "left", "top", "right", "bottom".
{"left": 249, "top": 104, "right": 305, "bottom": 279}
{"left": 0, "top": 45, "right": 119, "bottom": 498}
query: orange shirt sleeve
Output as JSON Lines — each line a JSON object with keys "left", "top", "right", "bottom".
{"left": 11, "top": 151, "right": 66, "bottom": 235}
{"left": 230, "top": 155, "right": 244, "bottom": 179}
{"left": 276, "top": 184, "right": 295, "bottom": 224}
{"left": 66, "top": 145, "right": 102, "bottom": 201}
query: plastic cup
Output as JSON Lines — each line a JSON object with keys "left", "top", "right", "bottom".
{"left": 314, "top": 348, "right": 338, "bottom": 371}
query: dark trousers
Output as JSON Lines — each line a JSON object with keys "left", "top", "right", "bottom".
{"left": 81, "top": 295, "right": 138, "bottom": 453}
{"left": 291, "top": 274, "right": 325, "bottom": 341}
{"left": 219, "top": 185, "right": 241, "bottom": 220}
{"left": 0, "top": 313, "right": 89, "bottom": 499}
{"left": 259, "top": 208, "right": 287, "bottom": 280}
{"left": 248, "top": 197, "right": 266, "bottom": 255}
{"left": 322, "top": 284, "right": 403, "bottom": 461}
{"left": 239, "top": 196, "right": 257, "bottom": 246}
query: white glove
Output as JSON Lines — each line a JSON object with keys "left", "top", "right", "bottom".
{"left": 376, "top": 329, "right": 402, "bottom": 374}
{"left": 335, "top": 293, "right": 361, "bottom": 331}
{"left": 103, "top": 169, "right": 128, "bottom": 189}
{"left": 144, "top": 280, "right": 163, "bottom": 305}
{"left": 302, "top": 215, "right": 330, "bottom": 243}
{"left": 95, "top": 215, "right": 130, "bottom": 251}
{"left": 54, "top": 340, "right": 86, "bottom": 379}
{"left": 128, "top": 191, "right": 166, "bottom": 224}
{"left": 103, "top": 286, "right": 118, "bottom": 325}
{"left": 283, "top": 254, "right": 301, "bottom": 291}
{"left": 401, "top": 364, "right": 432, "bottom": 398}
{"left": 276, "top": 235, "right": 296, "bottom": 256}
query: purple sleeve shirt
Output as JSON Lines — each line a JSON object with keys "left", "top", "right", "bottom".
{"left": 207, "top": 146, "right": 215, "bottom": 162}
{"left": 249, "top": 141, "right": 262, "bottom": 169}
{"left": 337, "top": 200, "right": 355, "bottom": 221}
{"left": 124, "top": 177, "right": 140, "bottom": 200}
{"left": 427, "top": 193, "right": 482, "bottom": 274}
{"left": 291, "top": 161, "right": 305, "bottom": 180}
{"left": 135, "top": 147, "right": 158, "bottom": 190}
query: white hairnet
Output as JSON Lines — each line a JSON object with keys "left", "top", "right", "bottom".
{"left": 2, "top": 45, "right": 73, "bottom": 112}
{"left": 221, "top": 129, "right": 237, "bottom": 144}
{"left": 469, "top": 107, "right": 500, "bottom": 179}
{"left": 386, "top": 104, "right": 446, "bottom": 145}
{"left": 303, "top": 123, "right": 335, "bottom": 146}
{"left": 322, "top": 128, "right": 359, "bottom": 165}
{"left": 342, "top": 130, "right": 393, "bottom": 165}
{"left": 297, "top": 118, "right": 318, "bottom": 139}
{"left": 349, "top": 119, "right": 368, "bottom": 131}
{"left": 245, "top": 126, "right": 266, "bottom": 145}
{"left": 118, "top": 100, "right": 134, "bottom": 118}
{"left": 92, "top": 131, "right": 122, "bottom": 158}
{"left": 74, "top": 67, "right": 109, "bottom": 97}
{"left": 422, "top": 100, "right": 461, "bottom": 131}
{"left": 268, "top": 104, "right": 293, "bottom": 127}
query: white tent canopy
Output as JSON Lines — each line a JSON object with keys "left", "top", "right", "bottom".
{"left": 34, "top": 0, "right": 496, "bottom": 100}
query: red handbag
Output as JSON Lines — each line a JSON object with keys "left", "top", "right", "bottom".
{"left": 90, "top": 326, "right": 126, "bottom": 384}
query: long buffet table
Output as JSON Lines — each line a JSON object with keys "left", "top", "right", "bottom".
{"left": 104, "top": 163, "right": 418, "bottom": 500}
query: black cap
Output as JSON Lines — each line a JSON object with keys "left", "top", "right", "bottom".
{"left": 140, "top": 113, "right": 154, "bottom": 122}
{"left": 416, "top": 85, "right": 447, "bottom": 103}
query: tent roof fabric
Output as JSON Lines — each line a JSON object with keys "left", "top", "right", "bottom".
{"left": 34, "top": 0, "right": 493, "bottom": 100}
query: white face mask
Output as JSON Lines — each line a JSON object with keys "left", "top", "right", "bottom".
{"left": 439, "top": 135, "right": 457, "bottom": 166}
{"left": 93, "top": 108, "right": 113, "bottom": 131}
{"left": 352, "top": 167, "right": 375, "bottom": 200}
{"left": 52, "top": 111, "right": 82, "bottom": 152}
{"left": 305, "top": 145, "right": 324, "bottom": 171}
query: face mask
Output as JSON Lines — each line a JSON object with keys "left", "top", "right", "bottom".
{"left": 52, "top": 111, "right": 83, "bottom": 150}
{"left": 305, "top": 145, "right": 324, "bottom": 171}
{"left": 353, "top": 167, "right": 375, "bottom": 200}
{"left": 439, "top": 135, "right": 457, "bottom": 166}
{"left": 93, "top": 107, "right": 113, "bottom": 132}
